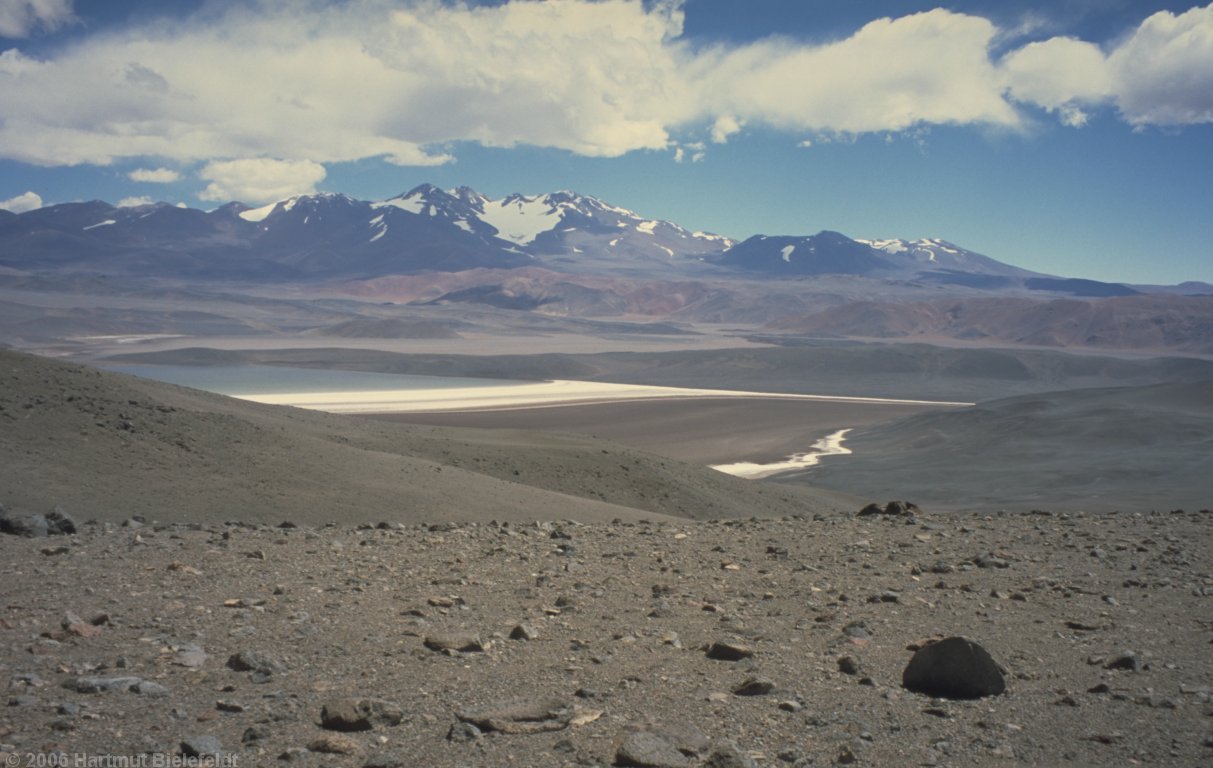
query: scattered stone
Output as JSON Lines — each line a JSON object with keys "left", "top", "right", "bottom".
{"left": 308, "top": 734, "right": 363, "bottom": 755}
{"left": 509, "top": 622, "right": 539, "bottom": 641}
{"left": 615, "top": 730, "right": 691, "bottom": 768}
{"left": 733, "top": 677, "right": 775, "bottom": 696}
{"left": 974, "top": 553, "right": 1010, "bottom": 569}
{"left": 131, "top": 680, "right": 170, "bottom": 697}
{"left": 319, "top": 698, "right": 405, "bottom": 732}
{"left": 226, "top": 650, "right": 286, "bottom": 681}
{"left": 838, "top": 656, "right": 860, "bottom": 675}
{"left": 67, "top": 676, "right": 144, "bottom": 694}
{"left": 706, "top": 640, "right": 754, "bottom": 661}
{"left": 704, "top": 742, "right": 760, "bottom": 768}
{"left": 173, "top": 643, "right": 209, "bottom": 669}
{"left": 62, "top": 612, "right": 103, "bottom": 638}
{"left": 902, "top": 637, "right": 1006, "bottom": 700}
{"left": 858, "top": 500, "right": 921, "bottom": 517}
{"left": 242, "top": 725, "right": 271, "bottom": 744}
{"left": 842, "top": 622, "right": 872, "bottom": 644}
{"left": 446, "top": 721, "right": 482, "bottom": 743}
{"left": 424, "top": 632, "right": 486, "bottom": 653}
{"left": 362, "top": 752, "right": 406, "bottom": 768}
{"left": 869, "top": 589, "right": 901, "bottom": 604}
{"left": 456, "top": 697, "right": 572, "bottom": 734}
{"left": 180, "top": 736, "right": 224, "bottom": 759}
{"left": 0, "top": 506, "right": 77, "bottom": 538}
{"left": 1105, "top": 651, "right": 1144, "bottom": 671}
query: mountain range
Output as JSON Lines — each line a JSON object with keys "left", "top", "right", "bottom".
{"left": 2, "top": 184, "right": 1212, "bottom": 354}
{"left": 4, "top": 183, "right": 1205, "bottom": 295}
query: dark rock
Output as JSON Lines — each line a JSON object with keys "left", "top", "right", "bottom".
{"left": 509, "top": 623, "right": 539, "bottom": 641}
{"left": 0, "top": 509, "right": 48, "bottom": 538}
{"left": 320, "top": 698, "right": 405, "bottom": 732}
{"left": 902, "top": 637, "right": 1006, "bottom": 699}
{"left": 838, "top": 656, "right": 860, "bottom": 675}
{"left": 45, "top": 507, "right": 77, "bottom": 535}
{"left": 1105, "top": 651, "right": 1144, "bottom": 671}
{"left": 858, "top": 501, "right": 920, "bottom": 517}
{"left": 706, "top": 640, "right": 754, "bottom": 661}
{"left": 456, "top": 697, "right": 572, "bottom": 734}
{"left": 733, "top": 677, "right": 776, "bottom": 696}
{"left": 615, "top": 731, "right": 691, "bottom": 768}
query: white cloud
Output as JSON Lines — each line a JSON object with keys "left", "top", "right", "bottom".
{"left": 1110, "top": 4, "right": 1213, "bottom": 127}
{"left": 703, "top": 10, "right": 1021, "bottom": 134}
{"left": 117, "top": 195, "right": 154, "bottom": 208}
{"left": 710, "top": 115, "right": 743, "bottom": 144}
{"left": 0, "top": 0, "right": 74, "bottom": 38}
{"left": 1000, "top": 37, "right": 1113, "bottom": 118}
{"left": 129, "top": 167, "right": 180, "bottom": 183}
{"left": 198, "top": 158, "right": 327, "bottom": 204}
{"left": 0, "top": 190, "right": 42, "bottom": 212}
{"left": 0, "top": 0, "right": 1209, "bottom": 185}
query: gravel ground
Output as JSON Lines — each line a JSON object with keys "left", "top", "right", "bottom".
{"left": 2, "top": 506, "right": 1210, "bottom": 767}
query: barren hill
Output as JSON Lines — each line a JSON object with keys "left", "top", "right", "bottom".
{"left": 0, "top": 350, "right": 856, "bottom": 526}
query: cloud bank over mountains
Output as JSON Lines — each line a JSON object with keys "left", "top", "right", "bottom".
{"left": 1, "top": 0, "right": 1211, "bottom": 203}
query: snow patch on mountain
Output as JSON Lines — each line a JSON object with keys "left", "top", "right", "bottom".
{"left": 238, "top": 202, "right": 278, "bottom": 223}
{"left": 480, "top": 195, "right": 559, "bottom": 246}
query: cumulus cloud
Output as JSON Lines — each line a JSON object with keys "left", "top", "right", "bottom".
{"left": 198, "top": 158, "right": 327, "bottom": 204}
{"left": 1110, "top": 4, "right": 1213, "bottom": 126}
{"left": 117, "top": 195, "right": 155, "bottom": 208}
{"left": 129, "top": 167, "right": 181, "bottom": 183}
{"left": 1000, "top": 37, "right": 1113, "bottom": 125}
{"left": 704, "top": 10, "right": 1021, "bottom": 134}
{"left": 0, "top": 0, "right": 1210, "bottom": 192}
{"left": 0, "top": 190, "right": 43, "bottom": 212}
{"left": 0, "top": 0, "right": 74, "bottom": 38}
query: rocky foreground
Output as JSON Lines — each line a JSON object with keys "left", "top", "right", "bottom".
{"left": 2, "top": 504, "right": 1210, "bottom": 767}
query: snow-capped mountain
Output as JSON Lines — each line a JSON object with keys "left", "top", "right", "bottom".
{"left": 370, "top": 184, "right": 733, "bottom": 271}
{"left": 0, "top": 184, "right": 1142, "bottom": 298}
{"left": 0, "top": 185, "right": 735, "bottom": 280}
{"left": 856, "top": 238, "right": 1038, "bottom": 277}
{"left": 717, "top": 232, "right": 900, "bottom": 276}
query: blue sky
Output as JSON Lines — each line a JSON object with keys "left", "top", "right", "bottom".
{"left": 1, "top": 0, "right": 1211, "bottom": 284}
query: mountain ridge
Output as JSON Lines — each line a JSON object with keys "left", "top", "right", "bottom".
{"left": 0, "top": 183, "right": 1172, "bottom": 294}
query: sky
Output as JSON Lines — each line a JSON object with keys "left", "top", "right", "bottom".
{"left": 1, "top": 0, "right": 1211, "bottom": 285}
